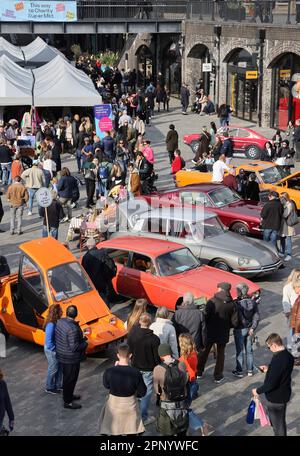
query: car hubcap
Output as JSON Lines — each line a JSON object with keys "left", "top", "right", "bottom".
{"left": 248, "top": 147, "right": 258, "bottom": 158}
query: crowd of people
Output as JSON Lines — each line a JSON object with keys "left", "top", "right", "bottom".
{"left": 0, "top": 63, "right": 299, "bottom": 439}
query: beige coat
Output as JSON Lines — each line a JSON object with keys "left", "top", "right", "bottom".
{"left": 280, "top": 201, "right": 296, "bottom": 236}
{"left": 21, "top": 165, "right": 45, "bottom": 189}
{"left": 99, "top": 394, "right": 145, "bottom": 435}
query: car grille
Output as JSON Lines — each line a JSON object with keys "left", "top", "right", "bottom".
{"left": 260, "top": 260, "right": 282, "bottom": 271}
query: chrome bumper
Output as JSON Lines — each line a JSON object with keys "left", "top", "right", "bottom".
{"left": 233, "top": 260, "right": 283, "bottom": 275}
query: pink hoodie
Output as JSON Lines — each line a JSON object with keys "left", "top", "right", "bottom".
{"left": 142, "top": 145, "right": 154, "bottom": 164}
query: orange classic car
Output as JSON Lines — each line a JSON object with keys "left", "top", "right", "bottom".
{"left": 0, "top": 238, "right": 126, "bottom": 354}
{"left": 176, "top": 161, "right": 300, "bottom": 210}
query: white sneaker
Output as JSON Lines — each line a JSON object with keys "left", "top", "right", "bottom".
{"left": 61, "top": 216, "right": 69, "bottom": 223}
{"left": 71, "top": 203, "right": 76, "bottom": 209}
{"left": 278, "top": 252, "right": 285, "bottom": 258}
{"left": 143, "top": 416, "right": 156, "bottom": 426}
{"left": 28, "top": 211, "right": 32, "bottom": 216}
{"left": 284, "top": 255, "right": 292, "bottom": 261}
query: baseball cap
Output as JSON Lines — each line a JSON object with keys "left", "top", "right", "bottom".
{"left": 158, "top": 343, "right": 172, "bottom": 357}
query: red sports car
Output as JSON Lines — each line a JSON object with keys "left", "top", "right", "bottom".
{"left": 184, "top": 126, "right": 269, "bottom": 159}
{"left": 139, "top": 184, "right": 263, "bottom": 237}
{"left": 98, "top": 236, "right": 260, "bottom": 311}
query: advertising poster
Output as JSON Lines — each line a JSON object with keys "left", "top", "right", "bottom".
{"left": 0, "top": 1, "right": 77, "bottom": 22}
{"left": 94, "top": 104, "right": 114, "bottom": 140}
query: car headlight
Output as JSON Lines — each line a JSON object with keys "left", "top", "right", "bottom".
{"left": 238, "top": 257, "right": 250, "bottom": 266}
{"left": 238, "top": 257, "right": 259, "bottom": 267}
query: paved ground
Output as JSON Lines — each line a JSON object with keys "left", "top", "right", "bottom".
{"left": 1, "top": 99, "right": 300, "bottom": 436}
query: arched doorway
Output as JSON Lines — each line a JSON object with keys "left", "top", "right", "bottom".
{"left": 225, "top": 48, "right": 258, "bottom": 122}
{"left": 162, "top": 41, "right": 181, "bottom": 95}
{"left": 269, "top": 52, "right": 300, "bottom": 130}
{"left": 186, "top": 44, "right": 216, "bottom": 101}
{"left": 136, "top": 45, "right": 153, "bottom": 88}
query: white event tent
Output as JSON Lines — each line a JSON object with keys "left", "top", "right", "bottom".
{"left": 0, "top": 55, "right": 33, "bottom": 106}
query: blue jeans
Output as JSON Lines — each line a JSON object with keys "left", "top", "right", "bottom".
{"left": 220, "top": 118, "right": 228, "bottom": 127}
{"left": 187, "top": 380, "right": 199, "bottom": 406}
{"left": 1, "top": 162, "right": 12, "bottom": 185}
{"left": 43, "top": 170, "right": 51, "bottom": 188}
{"left": 44, "top": 347, "right": 62, "bottom": 391}
{"left": 42, "top": 225, "right": 58, "bottom": 239}
{"left": 140, "top": 371, "right": 153, "bottom": 421}
{"left": 233, "top": 328, "right": 254, "bottom": 373}
{"left": 99, "top": 180, "right": 108, "bottom": 197}
{"left": 280, "top": 236, "right": 292, "bottom": 257}
{"left": 188, "top": 409, "right": 204, "bottom": 431}
{"left": 28, "top": 188, "right": 38, "bottom": 212}
{"left": 76, "top": 150, "right": 82, "bottom": 172}
{"left": 263, "top": 229, "right": 278, "bottom": 247}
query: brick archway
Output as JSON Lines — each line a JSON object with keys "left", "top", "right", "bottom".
{"left": 266, "top": 44, "right": 300, "bottom": 68}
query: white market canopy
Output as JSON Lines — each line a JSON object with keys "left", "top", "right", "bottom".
{"left": 0, "top": 54, "right": 102, "bottom": 107}
{"left": 0, "top": 37, "right": 64, "bottom": 66}
{"left": 33, "top": 55, "right": 102, "bottom": 107}
{"left": 0, "top": 55, "right": 33, "bottom": 106}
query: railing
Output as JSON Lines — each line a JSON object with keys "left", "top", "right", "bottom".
{"left": 75, "top": 0, "right": 298, "bottom": 25}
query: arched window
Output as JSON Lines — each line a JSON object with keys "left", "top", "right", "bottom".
{"left": 269, "top": 53, "right": 300, "bottom": 130}
{"left": 225, "top": 48, "right": 258, "bottom": 122}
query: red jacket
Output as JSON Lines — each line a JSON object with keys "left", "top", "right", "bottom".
{"left": 172, "top": 156, "right": 183, "bottom": 174}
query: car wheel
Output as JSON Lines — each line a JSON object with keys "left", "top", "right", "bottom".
{"left": 245, "top": 145, "right": 261, "bottom": 160}
{"left": 231, "top": 222, "right": 250, "bottom": 236}
{"left": 0, "top": 321, "right": 9, "bottom": 341}
{"left": 211, "top": 259, "right": 231, "bottom": 272}
{"left": 190, "top": 140, "right": 199, "bottom": 154}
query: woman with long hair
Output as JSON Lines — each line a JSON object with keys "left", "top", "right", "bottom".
{"left": 44, "top": 304, "right": 63, "bottom": 394}
{"left": 210, "top": 121, "right": 217, "bottom": 146}
{"left": 125, "top": 299, "right": 148, "bottom": 333}
{"left": 282, "top": 269, "right": 300, "bottom": 351}
{"left": 178, "top": 333, "right": 213, "bottom": 436}
{"left": 261, "top": 141, "right": 275, "bottom": 162}
{"left": 279, "top": 192, "right": 297, "bottom": 261}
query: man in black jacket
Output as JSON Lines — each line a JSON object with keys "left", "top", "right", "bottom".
{"left": 40, "top": 191, "right": 65, "bottom": 239}
{"left": 260, "top": 191, "right": 283, "bottom": 247}
{"left": 220, "top": 131, "right": 234, "bottom": 164}
{"left": 165, "top": 124, "right": 179, "bottom": 165}
{"left": 172, "top": 292, "right": 204, "bottom": 351}
{"left": 252, "top": 333, "right": 294, "bottom": 436}
{"left": 198, "top": 283, "right": 235, "bottom": 383}
{"left": 55, "top": 305, "right": 88, "bottom": 409}
{"left": 127, "top": 312, "right": 160, "bottom": 426}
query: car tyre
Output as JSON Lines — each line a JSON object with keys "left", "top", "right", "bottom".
{"left": 190, "top": 140, "right": 200, "bottom": 154}
{"left": 245, "top": 145, "right": 261, "bottom": 160}
{"left": 211, "top": 259, "right": 231, "bottom": 272}
{"left": 231, "top": 222, "right": 250, "bottom": 236}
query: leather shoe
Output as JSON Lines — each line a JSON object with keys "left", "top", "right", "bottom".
{"left": 72, "top": 395, "right": 81, "bottom": 401}
{"left": 64, "top": 402, "right": 82, "bottom": 409}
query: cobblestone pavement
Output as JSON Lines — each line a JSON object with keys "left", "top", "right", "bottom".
{"left": 1, "top": 100, "right": 300, "bottom": 436}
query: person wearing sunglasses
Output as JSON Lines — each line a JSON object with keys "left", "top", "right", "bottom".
{"left": 252, "top": 333, "right": 294, "bottom": 436}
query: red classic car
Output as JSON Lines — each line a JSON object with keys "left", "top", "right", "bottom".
{"left": 184, "top": 126, "right": 269, "bottom": 159}
{"left": 97, "top": 236, "right": 260, "bottom": 311}
{"left": 139, "top": 184, "right": 263, "bottom": 237}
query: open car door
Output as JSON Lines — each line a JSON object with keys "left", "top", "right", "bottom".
{"left": 16, "top": 254, "right": 48, "bottom": 327}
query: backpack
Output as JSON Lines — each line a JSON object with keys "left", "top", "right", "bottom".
{"left": 286, "top": 202, "right": 299, "bottom": 227}
{"left": 235, "top": 297, "right": 257, "bottom": 329}
{"left": 101, "top": 252, "right": 117, "bottom": 281}
{"left": 99, "top": 164, "right": 109, "bottom": 180}
{"left": 162, "top": 361, "right": 186, "bottom": 402}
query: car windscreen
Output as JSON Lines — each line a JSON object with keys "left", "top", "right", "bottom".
{"left": 259, "top": 166, "right": 288, "bottom": 184}
{"left": 208, "top": 187, "right": 241, "bottom": 207}
{"left": 156, "top": 248, "right": 200, "bottom": 276}
{"left": 47, "top": 262, "right": 92, "bottom": 301}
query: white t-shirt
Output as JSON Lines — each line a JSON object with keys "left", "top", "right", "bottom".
{"left": 212, "top": 160, "right": 229, "bottom": 182}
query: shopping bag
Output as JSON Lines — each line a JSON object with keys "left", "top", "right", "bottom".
{"left": 246, "top": 399, "right": 256, "bottom": 424}
{"left": 254, "top": 398, "right": 260, "bottom": 420}
{"left": 258, "top": 401, "right": 270, "bottom": 427}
